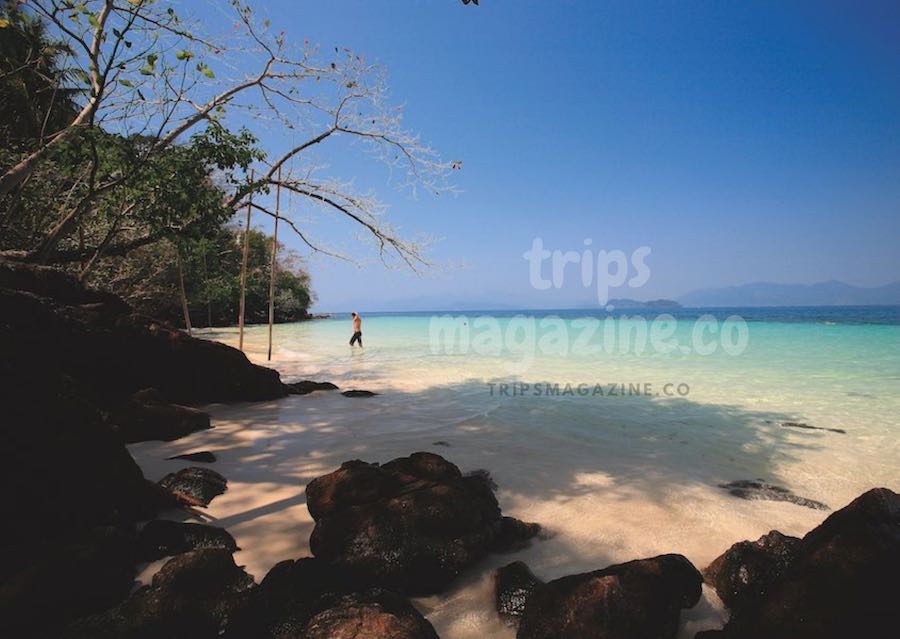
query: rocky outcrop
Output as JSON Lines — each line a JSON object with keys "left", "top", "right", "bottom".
{"left": 137, "top": 520, "right": 238, "bottom": 562}
{"left": 516, "top": 554, "right": 703, "bottom": 639}
{"left": 1, "top": 260, "right": 285, "bottom": 407}
{"left": 700, "top": 487, "right": 900, "bottom": 639}
{"left": 306, "top": 452, "right": 541, "bottom": 594}
{"left": 496, "top": 561, "right": 543, "bottom": 621}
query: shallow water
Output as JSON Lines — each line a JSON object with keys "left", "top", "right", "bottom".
{"left": 130, "top": 308, "right": 900, "bottom": 637}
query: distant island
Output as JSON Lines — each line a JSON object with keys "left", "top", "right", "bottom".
{"left": 679, "top": 280, "right": 900, "bottom": 307}
{"left": 607, "top": 298, "right": 682, "bottom": 309}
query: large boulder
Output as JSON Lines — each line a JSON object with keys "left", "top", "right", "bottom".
{"left": 158, "top": 467, "right": 227, "bottom": 507}
{"left": 702, "top": 530, "right": 800, "bottom": 611}
{"left": 516, "top": 554, "right": 703, "bottom": 639}
{"left": 306, "top": 452, "right": 540, "bottom": 594}
{"left": 701, "top": 487, "right": 900, "bottom": 639}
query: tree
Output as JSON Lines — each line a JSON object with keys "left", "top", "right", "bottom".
{"left": 1, "top": 0, "right": 454, "bottom": 271}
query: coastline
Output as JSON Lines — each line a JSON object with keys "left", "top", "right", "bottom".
{"left": 128, "top": 316, "right": 900, "bottom": 637}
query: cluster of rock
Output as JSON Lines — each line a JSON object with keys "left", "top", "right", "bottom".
{"left": 494, "top": 487, "right": 899, "bottom": 639}
{"left": 0, "top": 260, "right": 285, "bottom": 637}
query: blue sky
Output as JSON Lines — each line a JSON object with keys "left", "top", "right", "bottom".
{"left": 192, "top": 1, "right": 900, "bottom": 311}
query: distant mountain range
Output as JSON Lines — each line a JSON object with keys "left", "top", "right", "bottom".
{"left": 679, "top": 280, "right": 900, "bottom": 307}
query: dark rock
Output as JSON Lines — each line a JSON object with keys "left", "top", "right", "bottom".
{"left": 0, "top": 368, "right": 162, "bottom": 552}
{"left": 707, "top": 487, "right": 900, "bottom": 639}
{"left": 137, "top": 520, "right": 238, "bottom": 562}
{"left": 0, "top": 526, "right": 137, "bottom": 638}
{"left": 0, "top": 261, "right": 286, "bottom": 407}
{"left": 285, "top": 380, "right": 339, "bottom": 395}
{"left": 64, "top": 548, "right": 255, "bottom": 639}
{"left": 516, "top": 554, "right": 703, "bottom": 639}
{"left": 780, "top": 421, "right": 846, "bottom": 434}
{"left": 432, "top": 440, "right": 451, "bottom": 447}
{"left": 302, "top": 589, "right": 439, "bottom": 639}
{"left": 166, "top": 451, "right": 217, "bottom": 463}
{"left": 496, "top": 561, "right": 543, "bottom": 620}
{"left": 224, "top": 559, "right": 436, "bottom": 639}
{"left": 702, "top": 530, "right": 801, "bottom": 610}
{"left": 489, "top": 516, "right": 542, "bottom": 553}
{"left": 306, "top": 452, "right": 540, "bottom": 594}
{"left": 110, "top": 396, "right": 211, "bottom": 443}
{"left": 341, "top": 389, "right": 379, "bottom": 397}
{"left": 159, "top": 467, "right": 227, "bottom": 507}
{"left": 719, "top": 480, "right": 829, "bottom": 510}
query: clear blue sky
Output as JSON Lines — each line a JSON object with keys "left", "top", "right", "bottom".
{"left": 192, "top": 1, "right": 900, "bottom": 311}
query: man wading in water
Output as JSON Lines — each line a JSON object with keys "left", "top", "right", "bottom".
{"left": 349, "top": 312, "right": 363, "bottom": 347}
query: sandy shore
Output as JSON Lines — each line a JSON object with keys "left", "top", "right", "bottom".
{"left": 129, "top": 381, "right": 841, "bottom": 638}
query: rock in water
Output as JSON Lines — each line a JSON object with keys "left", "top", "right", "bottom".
{"left": 341, "top": 389, "right": 379, "bottom": 397}
{"left": 702, "top": 530, "right": 800, "bottom": 611}
{"left": 719, "top": 480, "right": 829, "bottom": 510}
{"left": 703, "top": 487, "right": 900, "bottom": 639}
{"left": 496, "top": 561, "right": 544, "bottom": 620}
{"left": 285, "top": 380, "right": 339, "bottom": 395}
{"left": 64, "top": 548, "right": 255, "bottom": 639}
{"left": 158, "top": 467, "right": 227, "bottom": 506}
{"left": 137, "top": 520, "right": 238, "bottom": 561}
{"left": 306, "top": 452, "right": 541, "bottom": 594}
{"left": 166, "top": 451, "right": 217, "bottom": 463}
{"left": 779, "top": 421, "right": 846, "bottom": 434}
{"left": 516, "top": 554, "right": 703, "bottom": 639}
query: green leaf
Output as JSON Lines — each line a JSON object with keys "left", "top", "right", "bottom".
{"left": 146, "top": 53, "right": 158, "bottom": 67}
{"left": 175, "top": 50, "right": 193, "bottom": 61}
{"left": 119, "top": 78, "right": 133, "bottom": 87}
{"left": 139, "top": 64, "right": 154, "bottom": 76}
{"left": 202, "top": 67, "right": 215, "bottom": 79}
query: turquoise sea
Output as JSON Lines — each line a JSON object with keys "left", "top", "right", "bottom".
{"left": 132, "top": 306, "right": 900, "bottom": 638}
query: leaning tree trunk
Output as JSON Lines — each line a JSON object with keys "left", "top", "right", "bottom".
{"left": 267, "top": 168, "right": 282, "bottom": 361}
{"left": 238, "top": 170, "right": 254, "bottom": 351}
{"left": 176, "top": 247, "right": 192, "bottom": 336}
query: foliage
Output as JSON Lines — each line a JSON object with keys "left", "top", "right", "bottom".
{"left": 94, "top": 226, "right": 313, "bottom": 327}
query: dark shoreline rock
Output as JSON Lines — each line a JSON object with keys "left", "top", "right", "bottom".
{"left": 285, "top": 380, "right": 339, "bottom": 395}
{"left": 516, "top": 554, "right": 703, "bottom": 639}
{"left": 702, "top": 530, "right": 800, "bottom": 611}
{"left": 166, "top": 451, "right": 217, "bottom": 463}
{"left": 110, "top": 392, "right": 212, "bottom": 443}
{"left": 341, "top": 389, "right": 379, "bottom": 397}
{"left": 159, "top": 467, "right": 227, "bottom": 507}
{"left": 137, "top": 520, "right": 238, "bottom": 562}
{"left": 306, "top": 452, "right": 541, "bottom": 594}
{"left": 780, "top": 421, "right": 846, "bottom": 434}
{"left": 702, "top": 487, "right": 900, "bottom": 639}
{"left": 719, "top": 480, "right": 829, "bottom": 510}
{"left": 496, "top": 561, "right": 544, "bottom": 621}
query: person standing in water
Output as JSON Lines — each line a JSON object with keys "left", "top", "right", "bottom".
{"left": 349, "top": 312, "right": 363, "bottom": 347}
